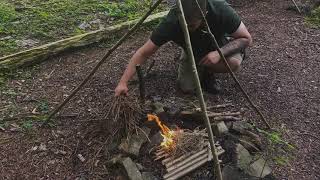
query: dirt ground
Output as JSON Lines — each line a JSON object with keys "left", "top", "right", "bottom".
{"left": 0, "top": 0, "right": 319, "bottom": 179}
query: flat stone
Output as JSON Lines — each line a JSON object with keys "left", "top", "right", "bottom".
{"left": 152, "top": 102, "right": 165, "bottom": 114}
{"left": 232, "top": 121, "right": 253, "bottom": 134}
{"left": 78, "top": 22, "right": 91, "bottom": 30}
{"left": 121, "top": 157, "right": 143, "bottom": 180}
{"left": 142, "top": 172, "right": 158, "bottom": 180}
{"left": 235, "top": 144, "right": 253, "bottom": 170}
{"left": 213, "top": 121, "right": 228, "bottom": 136}
{"left": 247, "top": 158, "right": 272, "bottom": 178}
{"left": 118, "top": 127, "right": 151, "bottom": 156}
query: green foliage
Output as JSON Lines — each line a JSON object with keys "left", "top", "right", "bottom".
{"left": 0, "top": 2, "right": 16, "bottom": 34}
{"left": 306, "top": 6, "right": 320, "bottom": 27}
{"left": 257, "top": 128, "right": 295, "bottom": 166}
{"left": 37, "top": 100, "right": 49, "bottom": 113}
{"left": 0, "top": 0, "right": 166, "bottom": 56}
{"left": 0, "top": 39, "right": 17, "bottom": 55}
{"left": 21, "top": 120, "right": 33, "bottom": 131}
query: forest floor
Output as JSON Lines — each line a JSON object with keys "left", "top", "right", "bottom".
{"left": 0, "top": 0, "right": 319, "bottom": 179}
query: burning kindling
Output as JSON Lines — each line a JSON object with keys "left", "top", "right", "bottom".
{"left": 147, "top": 114, "right": 207, "bottom": 157}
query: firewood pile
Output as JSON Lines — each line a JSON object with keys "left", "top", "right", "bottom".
{"left": 155, "top": 141, "right": 224, "bottom": 180}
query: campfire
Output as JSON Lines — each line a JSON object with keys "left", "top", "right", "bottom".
{"left": 147, "top": 114, "right": 177, "bottom": 150}
{"left": 147, "top": 114, "right": 224, "bottom": 180}
{"left": 147, "top": 114, "right": 207, "bottom": 157}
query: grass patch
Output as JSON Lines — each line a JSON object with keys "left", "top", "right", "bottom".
{"left": 306, "top": 6, "right": 320, "bottom": 27}
{"left": 0, "top": 0, "right": 167, "bottom": 56}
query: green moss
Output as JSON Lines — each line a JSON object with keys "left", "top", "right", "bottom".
{"left": 306, "top": 6, "right": 320, "bottom": 27}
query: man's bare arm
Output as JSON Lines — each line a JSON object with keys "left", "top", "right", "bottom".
{"left": 220, "top": 22, "right": 252, "bottom": 58}
{"left": 119, "top": 39, "right": 158, "bottom": 84}
{"left": 115, "top": 39, "right": 159, "bottom": 96}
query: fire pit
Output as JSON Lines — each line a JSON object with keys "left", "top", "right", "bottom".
{"left": 148, "top": 114, "right": 225, "bottom": 180}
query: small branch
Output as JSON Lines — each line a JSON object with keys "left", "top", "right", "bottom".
{"left": 212, "top": 116, "right": 241, "bottom": 121}
{"left": 207, "top": 103, "right": 234, "bottom": 109}
{"left": 207, "top": 111, "right": 241, "bottom": 117}
{"left": 290, "top": 0, "right": 302, "bottom": 14}
{"left": 144, "top": 59, "right": 156, "bottom": 78}
{"left": 136, "top": 64, "right": 145, "bottom": 104}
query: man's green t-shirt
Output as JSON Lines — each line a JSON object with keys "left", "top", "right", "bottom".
{"left": 150, "top": 0, "right": 241, "bottom": 60}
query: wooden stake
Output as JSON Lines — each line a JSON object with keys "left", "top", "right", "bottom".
{"left": 291, "top": 0, "right": 302, "bottom": 14}
{"left": 136, "top": 64, "right": 145, "bottom": 103}
{"left": 175, "top": 1, "right": 223, "bottom": 179}
{"left": 44, "top": 0, "right": 163, "bottom": 123}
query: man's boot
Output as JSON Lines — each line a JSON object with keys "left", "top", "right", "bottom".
{"left": 200, "top": 70, "right": 221, "bottom": 94}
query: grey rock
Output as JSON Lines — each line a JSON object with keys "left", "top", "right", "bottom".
{"left": 89, "top": 19, "right": 101, "bottom": 25}
{"left": 118, "top": 127, "right": 151, "bottom": 156}
{"left": 78, "top": 22, "right": 91, "bottom": 30}
{"left": 152, "top": 102, "right": 164, "bottom": 114}
{"left": 232, "top": 121, "right": 253, "bottom": 134}
{"left": 213, "top": 121, "right": 228, "bottom": 136}
{"left": 0, "top": 36, "right": 12, "bottom": 41}
{"left": 247, "top": 158, "right": 272, "bottom": 178}
{"left": 121, "top": 157, "right": 143, "bottom": 180}
{"left": 16, "top": 39, "right": 39, "bottom": 48}
{"left": 142, "top": 172, "right": 158, "bottom": 180}
{"left": 235, "top": 143, "right": 253, "bottom": 170}
{"left": 235, "top": 144, "right": 272, "bottom": 178}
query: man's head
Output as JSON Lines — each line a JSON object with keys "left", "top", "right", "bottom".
{"left": 181, "top": 0, "right": 207, "bottom": 31}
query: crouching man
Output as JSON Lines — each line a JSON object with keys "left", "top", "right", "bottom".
{"left": 115, "top": 0, "right": 252, "bottom": 96}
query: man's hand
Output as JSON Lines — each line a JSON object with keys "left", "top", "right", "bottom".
{"left": 115, "top": 82, "right": 129, "bottom": 96}
{"left": 200, "top": 51, "right": 220, "bottom": 66}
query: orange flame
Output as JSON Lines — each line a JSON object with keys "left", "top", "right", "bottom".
{"left": 147, "top": 114, "right": 175, "bottom": 149}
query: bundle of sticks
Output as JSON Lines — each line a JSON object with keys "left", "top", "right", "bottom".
{"left": 103, "top": 95, "right": 143, "bottom": 135}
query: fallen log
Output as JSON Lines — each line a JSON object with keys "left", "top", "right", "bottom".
{"left": 0, "top": 11, "right": 169, "bottom": 70}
